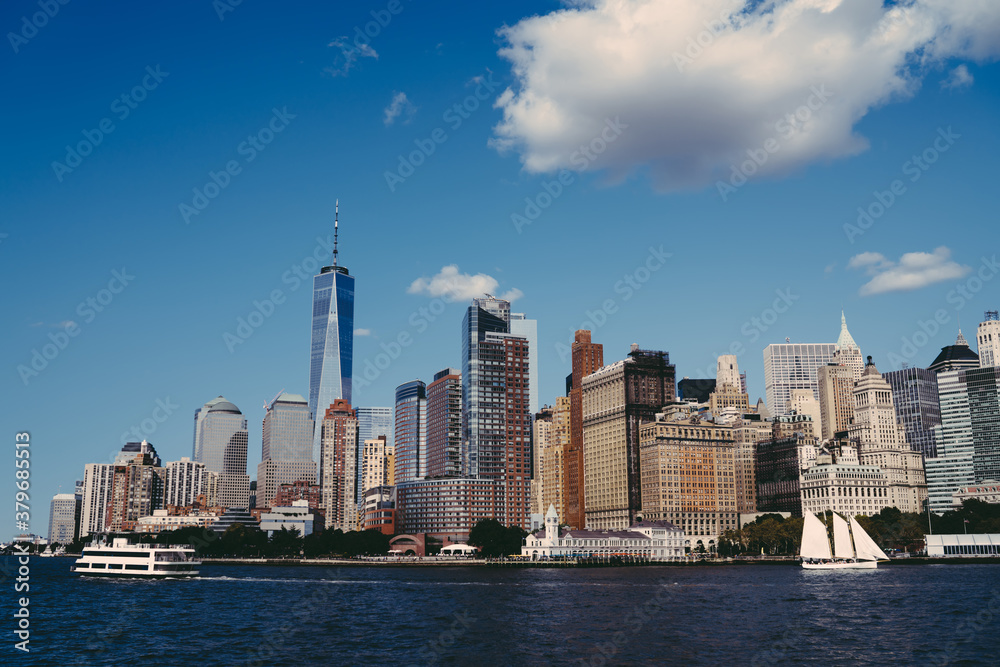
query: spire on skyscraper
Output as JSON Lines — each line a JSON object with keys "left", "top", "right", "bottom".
{"left": 333, "top": 199, "right": 339, "bottom": 268}
{"left": 836, "top": 310, "right": 859, "bottom": 351}
{"left": 955, "top": 329, "right": 969, "bottom": 347}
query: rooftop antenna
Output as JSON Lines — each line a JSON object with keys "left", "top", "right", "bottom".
{"left": 333, "top": 199, "right": 339, "bottom": 267}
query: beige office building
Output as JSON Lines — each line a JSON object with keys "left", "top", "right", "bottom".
{"left": 818, "top": 363, "right": 855, "bottom": 440}
{"left": 639, "top": 417, "right": 737, "bottom": 552}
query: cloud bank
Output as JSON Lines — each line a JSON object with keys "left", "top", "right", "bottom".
{"left": 408, "top": 265, "right": 523, "bottom": 302}
{"left": 491, "top": 0, "right": 1000, "bottom": 191}
{"left": 849, "top": 246, "right": 970, "bottom": 295}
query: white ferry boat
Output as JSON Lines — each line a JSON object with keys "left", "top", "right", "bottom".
{"left": 71, "top": 537, "right": 200, "bottom": 578}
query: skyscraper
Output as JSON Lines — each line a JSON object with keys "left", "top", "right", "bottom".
{"left": 884, "top": 366, "right": 942, "bottom": 459}
{"left": 80, "top": 463, "right": 114, "bottom": 537}
{"left": 582, "top": 344, "right": 676, "bottom": 530}
{"left": 473, "top": 331, "right": 532, "bottom": 528}
{"left": 426, "top": 368, "right": 462, "bottom": 479}
{"left": 164, "top": 457, "right": 219, "bottom": 508}
{"left": 256, "top": 392, "right": 317, "bottom": 510}
{"left": 356, "top": 407, "right": 393, "bottom": 504}
{"left": 394, "top": 380, "right": 427, "bottom": 484}
{"left": 977, "top": 310, "right": 1000, "bottom": 368}
{"left": 510, "top": 312, "right": 539, "bottom": 414}
{"left": 566, "top": 330, "right": 603, "bottom": 529}
{"left": 309, "top": 203, "right": 355, "bottom": 463}
{"left": 817, "top": 363, "right": 855, "bottom": 440}
{"left": 848, "top": 356, "right": 927, "bottom": 514}
{"left": 319, "top": 399, "right": 358, "bottom": 530}
{"left": 763, "top": 343, "right": 837, "bottom": 417}
{"left": 362, "top": 436, "right": 394, "bottom": 493}
{"left": 48, "top": 493, "right": 80, "bottom": 545}
{"left": 833, "top": 311, "right": 864, "bottom": 381}
{"left": 193, "top": 397, "right": 250, "bottom": 509}
{"left": 928, "top": 331, "right": 980, "bottom": 373}
{"left": 462, "top": 296, "right": 510, "bottom": 477}
{"left": 105, "top": 440, "right": 166, "bottom": 532}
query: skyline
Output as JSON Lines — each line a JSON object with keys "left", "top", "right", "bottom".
{"left": 3, "top": 1, "right": 1000, "bottom": 541}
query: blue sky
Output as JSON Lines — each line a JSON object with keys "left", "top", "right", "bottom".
{"left": 2, "top": 0, "right": 998, "bottom": 539}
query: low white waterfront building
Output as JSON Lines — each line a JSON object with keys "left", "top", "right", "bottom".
{"left": 522, "top": 505, "right": 685, "bottom": 561}
{"left": 259, "top": 500, "right": 317, "bottom": 537}
{"left": 135, "top": 509, "right": 221, "bottom": 534}
{"left": 925, "top": 534, "right": 1000, "bottom": 557}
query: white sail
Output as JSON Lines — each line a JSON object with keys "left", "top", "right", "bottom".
{"left": 800, "top": 512, "right": 832, "bottom": 560}
{"left": 850, "top": 516, "right": 889, "bottom": 561}
{"left": 832, "top": 513, "right": 854, "bottom": 559}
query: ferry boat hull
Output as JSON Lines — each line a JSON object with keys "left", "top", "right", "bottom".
{"left": 72, "top": 537, "right": 200, "bottom": 579}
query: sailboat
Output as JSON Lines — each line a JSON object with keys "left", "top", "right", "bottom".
{"left": 799, "top": 512, "right": 889, "bottom": 569}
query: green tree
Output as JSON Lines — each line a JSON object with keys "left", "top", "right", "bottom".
{"left": 469, "top": 519, "right": 527, "bottom": 557}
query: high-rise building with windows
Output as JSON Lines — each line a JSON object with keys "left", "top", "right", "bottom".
{"left": 256, "top": 393, "right": 317, "bottom": 510}
{"left": 394, "top": 380, "right": 427, "bottom": 484}
{"left": 884, "top": 366, "right": 941, "bottom": 459}
{"left": 362, "top": 436, "right": 394, "bottom": 494}
{"left": 978, "top": 310, "right": 1000, "bottom": 368}
{"left": 48, "top": 494, "right": 80, "bottom": 545}
{"left": 639, "top": 416, "right": 737, "bottom": 550}
{"left": 536, "top": 397, "right": 570, "bottom": 524}
{"left": 462, "top": 296, "right": 511, "bottom": 477}
{"left": 319, "top": 399, "right": 358, "bottom": 530}
{"left": 816, "top": 363, "right": 855, "bottom": 441}
{"left": 927, "top": 369, "right": 976, "bottom": 513}
{"left": 164, "top": 457, "right": 219, "bottom": 508}
{"left": 582, "top": 345, "right": 676, "bottom": 530}
{"left": 193, "top": 397, "right": 250, "bottom": 508}
{"left": 510, "top": 313, "right": 539, "bottom": 415}
{"left": 309, "top": 203, "right": 355, "bottom": 463}
{"left": 763, "top": 343, "right": 837, "bottom": 417}
{"left": 928, "top": 331, "right": 980, "bottom": 374}
{"left": 80, "top": 463, "right": 114, "bottom": 537}
{"left": 848, "top": 357, "right": 927, "bottom": 514}
{"left": 105, "top": 440, "right": 166, "bottom": 532}
{"left": 426, "top": 368, "right": 462, "bottom": 479}
{"left": 833, "top": 311, "right": 864, "bottom": 381}
{"left": 567, "top": 330, "right": 603, "bottom": 529}
{"left": 356, "top": 407, "right": 393, "bottom": 504}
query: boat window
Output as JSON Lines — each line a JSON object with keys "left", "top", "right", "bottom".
{"left": 108, "top": 563, "right": 123, "bottom": 569}
{"left": 125, "top": 564, "right": 148, "bottom": 570}
{"left": 90, "top": 563, "right": 106, "bottom": 569}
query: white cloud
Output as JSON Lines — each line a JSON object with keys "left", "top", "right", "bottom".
{"left": 941, "top": 64, "right": 974, "bottom": 90}
{"left": 492, "top": 0, "right": 1000, "bottom": 191}
{"left": 849, "top": 246, "right": 970, "bottom": 296}
{"left": 354, "top": 328, "right": 372, "bottom": 336}
{"left": 383, "top": 91, "right": 416, "bottom": 126}
{"left": 325, "top": 38, "right": 378, "bottom": 77}
{"left": 408, "top": 265, "right": 523, "bottom": 302}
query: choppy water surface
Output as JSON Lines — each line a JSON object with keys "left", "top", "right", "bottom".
{"left": 10, "top": 558, "right": 1000, "bottom": 665}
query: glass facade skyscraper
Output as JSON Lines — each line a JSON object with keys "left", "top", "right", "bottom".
{"left": 462, "top": 297, "right": 510, "bottom": 477}
{"left": 394, "top": 380, "right": 427, "bottom": 484}
{"left": 884, "top": 367, "right": 941, "bottom": 458}
{"left": 309, "top": 226, "right": 355, "bottom": 463}
{"left": 193, "top": 396, "right": 250, "bottom": 509}
{"left": 256, "top": 392, "right": 317, "bottom": 510}
{"left": 763, "top": 343, "right": 837, "bottom": 416}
